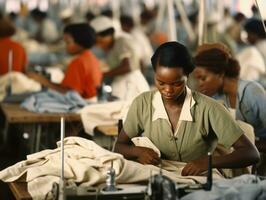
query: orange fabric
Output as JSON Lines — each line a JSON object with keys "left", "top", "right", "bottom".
{"left": 61, "top": 50, "right": 102, "bottom": 99}
{"left": 0, "top": 38, "right": 27, "bottom": 75}
{"left": 150, "top": 32, "right": 168, "bottom": 46}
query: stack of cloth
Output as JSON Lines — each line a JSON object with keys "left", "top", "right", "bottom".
{"left": 21, "top": 89, "right": 88, "bottom": 113}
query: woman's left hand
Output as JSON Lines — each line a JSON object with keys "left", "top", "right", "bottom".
{"left": 181, "top": 156, "right": 208, "bottom": 176}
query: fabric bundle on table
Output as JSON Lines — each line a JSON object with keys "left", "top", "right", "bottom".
{"left": 181, "top": 174, "right": 266, "bottom": 200}
{"left": 79, "top": 100, "right": 131, "bottom": 135}
{"left": 0, "top": 137, "right": 223, "bottom": 200}
{"left": 0, "top": 72, "right": 41, "bottom": 101}
{"left": 21, "top": 89, "right": 88, "bottom": 113}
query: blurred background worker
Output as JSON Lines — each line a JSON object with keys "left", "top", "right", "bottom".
{"left": 27, "top": 23, "right": 102, "bottom": 99}
{"left": 0, "top": 15, "right": 27, "bottom": 76}
{"left": 90, "top": 15, "right": 149, "bottom": 100}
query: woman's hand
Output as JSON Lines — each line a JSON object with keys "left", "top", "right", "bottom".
{"left": 136, "top": 146, "right": 161, "bottom": 165}
{"left": 181, "top": 156, "right": 208, "bottom": 176}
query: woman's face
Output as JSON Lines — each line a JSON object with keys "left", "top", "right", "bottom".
{"left": 96, "top": 35, "right": 113, "bottom": 51}
{"left": 155, "top": 65, "right": 187, "bottom": 102}
{"left": 63, "top": 33, "right": 83, "bottom": 54}
{"left": 193, "top": 67, "right": 224, "bottom": 96}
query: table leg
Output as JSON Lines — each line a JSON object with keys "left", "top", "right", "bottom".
{"left": 2, "top": 120, "right": 9, "bottom": 144}
{"left": 35, "top": 124, "right": 42, "bottom": 152}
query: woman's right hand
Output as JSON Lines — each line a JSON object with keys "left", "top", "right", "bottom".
{"left": 135, "top": 146, "right": 161, "bottom": 165}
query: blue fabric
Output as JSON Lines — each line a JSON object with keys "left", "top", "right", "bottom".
{"left": 181, "top": 175, "right": 266, "bottom": 200}
{"left": 28, "top": 52, "right": 59, "bottom": 66}
{"left": 213, "top": 80, "right": 266, "bottom": 138}
{"left": 21, "top": 89, "right": 88, "bottom": 113}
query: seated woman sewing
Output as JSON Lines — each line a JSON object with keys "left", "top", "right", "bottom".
{"left": 114, "top": 41, "right": 260, "bottom": 176}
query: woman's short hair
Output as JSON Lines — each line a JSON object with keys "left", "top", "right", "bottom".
{"left": 0, "top": 17, "right": 16, "bottom": 38}
{"left": 151, "top": 41, "right": 195, "bottom": 75}
{"left": 225, "top": 58, "right": 240, "bottom": 78}
{"left": 64, "top": 23, "right": 96, "bottom": 48}
{"left": 244, "top": 18, "right": 266, "bottom": 39}
{"left": 194, "top": 43, "right": 240, "bottom": 78}
{"left": 30, "top": 8, "right": 47, "bottom": 19}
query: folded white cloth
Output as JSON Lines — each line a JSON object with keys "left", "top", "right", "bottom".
{"left": 0, "top": 72, "right": 41, "bottom": 101}
{"left": 111, "top": 69, "right": 150, "bottom": 100}
{"left": 79, "top": 101, "right": 131, "bottom": 135}
{"left": 131, "top": 137, "right": 161, "bottom": 157}
{"left": 236, "top": 46, "right": 266, "bottom": 81}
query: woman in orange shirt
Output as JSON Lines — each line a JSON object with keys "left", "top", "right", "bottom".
{"left": 0, "top": 16, "right": 27, "bottom": 75}
{"left": 27, "top": 23, "right": 102, "bottom": 99}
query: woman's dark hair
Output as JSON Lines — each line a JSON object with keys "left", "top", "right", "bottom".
{"left": 244, "top": 18, "right": 266, "bottom": 39}
{"left": 120, "top": 15, "right": 134, "bottom": 29}
{"left": 85, "top": 11, "right": 95, "bottom": 22}
{"left": 0, "top": 17, "right": 16, "bottom": 38}
{"left": 225, "top": 58, "right": 240, "bottom": 78}
{"left": 194, "top": 48, "right": 228, "bottom": 75}
{"left": 30, "top": 8, "right": 47, "bottom": 19}
{"left": 194, "top": 43, "right": 240, "bottom": 78}
{"left": 151, "top": 41, "right": 195, "bottom": 75}
{"left": 64, "top": 23, "right": 96, "bottom": 48}
{"left": 233, "top": 12, "right": 245, "bottom": 22}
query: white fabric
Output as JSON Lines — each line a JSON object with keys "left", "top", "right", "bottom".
{"left": 79, "top": 101, "right": 131, "bottom": 135}
{"left": 227, "top": 107, "right": 255, "bottom": 144}
{"left": 131, "top": 27, "right": 154, "bottom": 67}
{"left": 41, "top": 19, "right": 59, "bottom": 43}
{"left": 256, "top": 39, "right": 266, "bottom": 65}
{"left": 59, "top": 8, "right": 73, "bottom": 19}
{"left": 111, "top": 69, "right": 150, "bottom": 101}
{"left": 0, "top": 72, "right": 41, "bottom": 101}
{"left": 228, "top": 107, "right": 236, "bottom": 119}
{"left": 215, "top": 120, "right": 255, "bottom": 177}
{"left": 236, "top": 46, "right": 266, "bottom": 81}
{"left": 131, "top": 137, "right": 161, "bottom": 157}
{"left": 45, "top": 67, "right": 64, "bottom": 84}
{"left": 90, "top": 16, "right": 114, "bottom": 33}
{"left": 0, "top": 137, "right": 223, "bottom": 200}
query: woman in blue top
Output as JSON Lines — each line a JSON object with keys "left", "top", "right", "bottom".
{"left": 193, "top": 43, "right": 266, "bottom": 139}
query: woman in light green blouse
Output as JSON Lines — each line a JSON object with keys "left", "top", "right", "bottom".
{"left": 114, "top": 41, "right": 260, "bottom": 176}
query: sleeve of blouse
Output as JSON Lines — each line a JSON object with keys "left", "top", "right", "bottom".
{"left": 123, "top": 94, "right": 144, "bottom": 138}
{"left": 61, "top": 59, "right": 84, "bottom": 95}
{"left": 208, "top": 100, "right": 244, "bottom": 149}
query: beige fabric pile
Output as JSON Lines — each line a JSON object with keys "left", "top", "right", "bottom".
{"left": 79, "top": 101, "right": 131, "bottom": 135}
{"left": 0, "top": 137, "right": 223, "bottom": 200}
{"left": 0, "top": 72, "right": 41, "bottom": 101}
